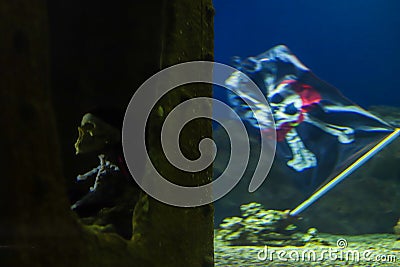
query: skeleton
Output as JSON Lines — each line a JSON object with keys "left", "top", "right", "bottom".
{"left": 267, "top": 78, "right": 356, "bottom": 171}
{"left": 72, "top": 113, "right": 122, "bottom": 210}
{"left": 71, "top": 112, "right": 141, "bottom": 239}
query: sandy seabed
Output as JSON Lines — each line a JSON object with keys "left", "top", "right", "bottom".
{"left": 215, "top": 233, "right": 400, "bottom": 266}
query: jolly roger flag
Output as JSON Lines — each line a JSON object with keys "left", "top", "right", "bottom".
{"left": 225, "top": 45, "right": 395, "bottom": 193}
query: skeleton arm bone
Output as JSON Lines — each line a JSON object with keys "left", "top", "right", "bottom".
{"left": 76, "top": 167, "right": 100, "bottom": 181}
{"left": 76, "top": 154, "right": 119, "bottom": 192}
{"left": 285, "top": 128, "right": 317, "bottom": 171}
{"left": 89, "top": 154, "right": 119, "bottom": 192}
{"left": 303, "top": 115, "right": 354, "bottom": 144}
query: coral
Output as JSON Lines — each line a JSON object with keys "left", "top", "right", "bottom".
{"left": 216, "top": 202, "right": 318, "bottom": 246}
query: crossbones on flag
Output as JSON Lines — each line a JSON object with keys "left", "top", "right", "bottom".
{"left": 225, "top": 45, "right": 395, "bottom": 192}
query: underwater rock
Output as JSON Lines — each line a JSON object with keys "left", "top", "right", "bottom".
{"left": 394, "top": 219, "right": 400, "bottom": 237}
{"left": 216, "top": 202, "right": 318, "bottom": 246}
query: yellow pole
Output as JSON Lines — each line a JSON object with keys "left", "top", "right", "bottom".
{"left": 290, "top": 128, "right": 400, "bottom": 216}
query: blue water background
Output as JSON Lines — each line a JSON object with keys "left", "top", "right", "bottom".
{"left": 213, "top": 0, "right": 400, "bottom": 108}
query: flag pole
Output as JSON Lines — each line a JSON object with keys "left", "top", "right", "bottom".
{"left": 290, "top": 128, "right": 400, "bottom": 217}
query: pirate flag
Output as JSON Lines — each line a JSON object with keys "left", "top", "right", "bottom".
{"left": 225, "top": 45, "right": 395, "bottom": 193}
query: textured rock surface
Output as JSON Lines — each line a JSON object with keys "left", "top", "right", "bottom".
{"left": 1, "top": 1, "right": 215, "bottom": 266}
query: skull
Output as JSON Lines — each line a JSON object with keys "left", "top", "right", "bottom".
{"left": 268, "top": 82, "right": 303, "bottom": 128}
{"left": 74, "top": 113, "right": 121, "bottom": 154}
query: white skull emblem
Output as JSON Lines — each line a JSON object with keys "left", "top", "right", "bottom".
{"left": 268, "top": 82, "right": 303, "bottom": 128}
